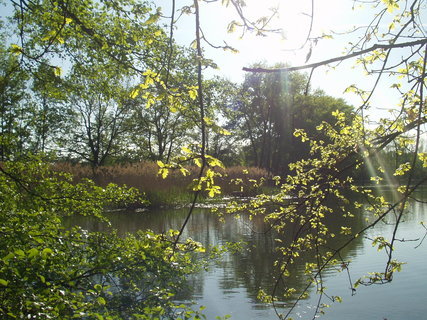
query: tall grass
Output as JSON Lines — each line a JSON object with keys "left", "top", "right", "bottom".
{"left": 54, "top": 161, "right": 269, "bottom": 207}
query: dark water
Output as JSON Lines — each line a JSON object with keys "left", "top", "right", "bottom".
{"left": 69, "top": 189, "right": 427, "bottom": 320}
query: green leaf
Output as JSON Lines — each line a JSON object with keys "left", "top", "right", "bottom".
{"left": 157, "top": 160, "right": 164, "bottom": 168}
{"left": 0, "top": 279, "right": 9, "bottom": 286}
{"left": 15, "top": 249, "right": 25, "bottom": 257}
{"left": 194, "top": 158, "right": 202, "bottom": 167}
{"left": 41, "top": 248, "right": 53, "bottom": 258}
{"left": 227, "top": 20, "right": 238, "bottom": 33}
{"left": 144, "top": 12, "right": 160, "bottom": 25}
{"left": 38, "top": 275, "right": 46, "bottom": 283}
{"left": 180, "top": 168, "right": 190, "bottom": 176}
{"left": 203, "top": 117, "right": 214, "bottom": 125}
{"left": 158, "top": 168, "right": 169, "bottom": 179}
{"left": 27, "top": 248, "right": 39, "bottom": 258}
{"left": 381, "top": 0, "right": 399, "bottom": 12}
{"left": 97, "top": 297, "right": 106, "bottom": 305}
{"left": 219, "top": 128, "right": 231, "bottom": 136}
{"left": 188, "top": 87, "right": 198, "bottom": 100}
{"left": 181, "top": 146, "right": 192, "bottom": 154}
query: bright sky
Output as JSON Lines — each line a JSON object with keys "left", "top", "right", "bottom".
{"left": 173, "top": 0, "right": 358, "bottom": 76}
{"left": 158, "top": 0, "right": 425, "bottom": 124}
{"left": 2, "top": 0, "right": 424, "bottom": 124}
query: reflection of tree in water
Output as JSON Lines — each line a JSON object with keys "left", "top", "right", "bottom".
{"left": 64, "top": 199, "right": 381, "bottom": 311}
{"left": 222, "top": 197, "right": 368, "bottom": 309}
{"left": 155, "top": 201, "right": 368, "bottom": 309}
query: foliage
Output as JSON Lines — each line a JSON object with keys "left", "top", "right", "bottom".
{"left": 126, "top": 46, "right": 199, "bottom": 162}
{"left": 201, "top": 78, "right": 243, "bottom": 166}
{"left": 59, "top": 63, "right": 136, "bottom": 168}
{"left": 3, "top": 0, "right": 196, "bottom": 166}
{"left": 2, "top": 0, "right": 427, "bottom": 319}
{"left": 0, "top": 40, "right": 31, "bottom": 160}
{"left": 236, "top": 64, "right": 354, "bottom": 174}
{"left": 228, "top": 110, "right": 427, "bottom": 318}
{"left": 0, "top": 157, "right": 206, "bottom": 319}
{"left": 10, "top": 0, "right": 164, "bottom": 72}
{"left": 223, "top": 0, "right": 427, "bottom": 317}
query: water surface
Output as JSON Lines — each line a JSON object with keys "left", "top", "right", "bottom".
{"left": 70, "top": 190, "right": 427, "bottom": 320}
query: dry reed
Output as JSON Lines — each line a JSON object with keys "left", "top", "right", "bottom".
{"left": 53, "top": 161, "right": 269, "bottom": 206}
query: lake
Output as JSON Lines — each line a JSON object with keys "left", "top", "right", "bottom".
{"left": 70, "top": 188, "right": 427, "bottom": 320}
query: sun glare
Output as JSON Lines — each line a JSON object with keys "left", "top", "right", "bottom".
{"left": 202, "top": 0, "right": 355, "bottom": 86}
{"left": 228, "top": 0, "right": 358, "bottom": 68}
{"left": 227, "top": 0, "right": 341, "bottom": 67}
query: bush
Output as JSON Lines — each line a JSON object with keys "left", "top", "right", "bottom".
{"left": 0, "top": 158, "right": 202, "bottom": 319}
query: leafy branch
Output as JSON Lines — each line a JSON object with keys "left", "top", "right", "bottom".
{"left": 243, "top": 38, "right": 427, "bottom": 73}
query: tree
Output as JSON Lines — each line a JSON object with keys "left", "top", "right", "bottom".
{"left": 199, "top": 77, "right": 243, "bottom": 166}
{"left": 3, "top": 0, "right": 426, "bottom": 319}
{"left": 30, "top": 63, "right": 69, "bottom": 154}
{"left": 4, "top": 0, "right": 173, "bottom": 165}
{"left": 127, "top": 46, "right": 199, "bottom": 162}
{"left": 237, "top": 64, "right": 353, "bottom": 174}
{"left": 0, "top": 0, "right": 224, "bottom": 318}
{"left": 10, "top": 0, "right": 165, "bottom": 74}
{"left": 0, "top": 40, "right": 32, "bottom": 160}
{"left": 59, "top": 63, "right": 135, "bottom": 169}
{"left": 290, "top": 91, "right": 354, "bottom": 163}
{"left": 0, "top": 1, "right": 213, "bottom": 319}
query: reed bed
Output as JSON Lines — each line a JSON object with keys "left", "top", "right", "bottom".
{"left": 54, "top": 161, "right": 269, "bottom": 207}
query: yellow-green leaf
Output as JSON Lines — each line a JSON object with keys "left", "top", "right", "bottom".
{"left": 188, "top": 88, "right": 198, "bottom": 100}
{"left": 53, "top": 67, "right": 62, "bottom": 77}
{"left": 130, "top": 88, "right": 139, "bottom": 99}
{"left": 156, "top": 160, "right": 164, "bottom": 168}
{"left": 144, "top": 14, "right": 159, "bottom": 25}
{"left": 203, "top": 117, "right": 214, "bottom": 125}
{"left": 157, "top": 167, "right": 168, "bottom": 179}
{"left": 27, "top": 248, "right": 39, "bottom": 258}
{"left": 10, "top": 44, "right": 22, "bottom": 55}
{"left": 181, "top": 146, "right": 191, "bottom": 154}
{"left": 180, "top": 168, "right": 190, "bottom": 176}
{"left": 381, "top": 0, "right": 399, "bottom": 12}
{"left": 219, "top": 128, "right": 232, "bottom": 136}
{"left": 194, "top": 158, "right": 202, "bottom": 167}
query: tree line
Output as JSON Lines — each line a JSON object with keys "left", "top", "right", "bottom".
{"left": 4, "top": 34, "right": 421, "bottom": 179}
{"left": 2, "top": 31, "right": 355, "bottom": 176}
{"left": 1, "top": 0, "right": 426, "bottom": 319}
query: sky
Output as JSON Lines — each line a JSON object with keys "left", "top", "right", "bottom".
{"left": 157, "top": 0, "right": 426, "bottom": 124}
{"left": 1, "top": 0, "right": 425, "bottom": 124}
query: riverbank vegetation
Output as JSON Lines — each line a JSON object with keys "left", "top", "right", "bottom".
{"left": 1, "top": 0, "right": 427, "bottom": 319}
{"left": 54, "top": 161, "right": 269, "bottom": 207}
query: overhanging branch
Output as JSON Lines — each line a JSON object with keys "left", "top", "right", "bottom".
{"left": 242, "top": 38, "right": 427, "bottom": 73}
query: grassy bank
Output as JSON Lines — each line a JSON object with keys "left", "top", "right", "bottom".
{"left": 54, "top": 162, "right": 269, "bottom": 208}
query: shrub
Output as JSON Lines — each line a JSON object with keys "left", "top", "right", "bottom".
{"left": 0, "top": 158, "right": 202, "bottom": 319}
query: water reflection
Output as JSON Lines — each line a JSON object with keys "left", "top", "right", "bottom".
{"left": 65, "top": 189, "right": 427, "bottom": 320}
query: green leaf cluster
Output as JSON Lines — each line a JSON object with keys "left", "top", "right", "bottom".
{"left": 0, "top": 158, "right": 200, "bottom": 319}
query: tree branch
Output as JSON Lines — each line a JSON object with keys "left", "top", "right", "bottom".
{"left": 243, "top": 38, "right": 427, "bottom": 73}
